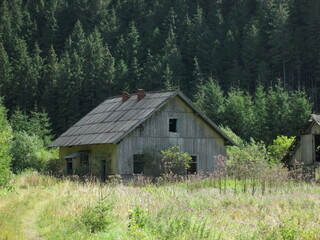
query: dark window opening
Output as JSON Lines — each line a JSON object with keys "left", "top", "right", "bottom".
{"left": 133, "top": 154, "right": 144, "bottom": 174}
{"left": 101, "top": 159, "right": 106, "bottom": 182}
{"left": 66, "top": 158, "right": 73, "bottom": 175}
{"left": 187, "top": 156, "right": 197, "bottom": 174}
{"left": 81, "top": 154, "right": 89, "bottom": 167}
{"left": 169, "top": 118, "right": 178, "bottom": 132}
{"left": 315, "top": 135, "right": 320, "bottom": 162}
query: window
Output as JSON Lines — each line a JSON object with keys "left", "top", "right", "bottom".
{"left": 133, "top": 154, "right": 144, "bottom": 174}
{"left": 66, "top": 158, "right": 73, "bottom": 175}
{"left": 169, "top": 118, "right": 178, "bottom": 132}
{"left": 81, "top": 154, "right": 89, "bottom": 167}
{"left": 101, "top": 159, "right": 106, "bottom": 182}
{"left": 187, "top": 156, "right": 197, "bottom": 174}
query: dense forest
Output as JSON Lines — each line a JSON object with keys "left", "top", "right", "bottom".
{"left": 0, "top": 0, "right": 317, "bottom": 142}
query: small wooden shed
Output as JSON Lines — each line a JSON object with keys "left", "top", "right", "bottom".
{"left": 283, "top": 114, "right": 320, "bottom": 171}
{"left": 50, "top": 90, "right": 235, "bottom": 180}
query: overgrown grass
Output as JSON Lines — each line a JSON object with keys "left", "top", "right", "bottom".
{"left": 1, "top": 171, "right": 320, "bottom": 239}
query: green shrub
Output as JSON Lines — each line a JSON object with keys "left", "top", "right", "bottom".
{"left": 11, "top": 131, "right": 48, "bottom": 172}
{"left": 11, "top": 131, "right": 58, "bottom": 173}
{"left": 227, "top": 138, "right": 269, "bottom": 165}
{"left": 80, "top": 201, "right": 113, "bottom": 233}
{"left": 128, "top": 206, "right": 147, "bottom": 230}
{"left": 160, "top": 146, "right": 192, "bottom": 175}
{"left": 268, "top": 135, "right": 295, "bottom": 164}
{"left": 44, "top": 149, "right": 63, "bottom": 175}
{"left": 10, "top": 108, "right": 53, "bottom": 146}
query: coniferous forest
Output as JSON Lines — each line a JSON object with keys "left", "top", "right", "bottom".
{"left": 0, "top": 0, "right": 318, "bottom": 143}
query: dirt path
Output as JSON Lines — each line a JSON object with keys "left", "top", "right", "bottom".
{"left": 21, "top": 192, "right": 49, "bottom": 240}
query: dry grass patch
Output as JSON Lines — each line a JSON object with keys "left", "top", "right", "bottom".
{"left": 1, "top": 172, "right": 320, "bottom": 239}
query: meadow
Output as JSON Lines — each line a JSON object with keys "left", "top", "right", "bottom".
{"left": 1, "top": 171, "right": 320, "bottom": 240}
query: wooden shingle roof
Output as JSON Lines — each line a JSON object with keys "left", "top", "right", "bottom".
{"left": 50, "top": 90, "right": 235, "bottom": 147}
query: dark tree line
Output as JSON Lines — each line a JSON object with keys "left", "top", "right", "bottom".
{"left": 0, "top": 0, "right": 316, "bottom": 142}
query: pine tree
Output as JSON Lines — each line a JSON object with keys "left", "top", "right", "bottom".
{"left": 42, "top": 45, "right": 59, "bottom": 132}
{"left": 10, "top": 38, "right": 37, "bottom": 110}
{"left": 162, "top": 64, "right": 175, "bottom": 90}
{"left": 99, "top": 43, "right": 115, "bottom": 98}
{"left": 142, "top": 50, "right": 163, "bottom": 90}
{"left": 42, "top": 0, "right": 58, "bottom": 48}
{"left": 194, "top": 78, "right": 225, "bottom": 125}
{"left": 223, "top": 88, "right": 255, "bottom": 141}
{"left": 82, "top": 28, "right": 105, "bottom": 111}
{"left": 0, "top": 99, "right": 12, "bottom": 186}
{"left": 65, "top": 20, "right": 86, "bottom": 56}
{"left": 268, "top": 2, "right": 290, "bottom": 87}
{"left": 252, "top": 85, "right": 268, "bottom": 142}
{"left": 162, "top": 26, "right": 184, "bottom": 92}
{"left": 0, "top": 0, "right": 14, "bottom": 53}
{"left": 191, "top": 57, "right": 204, "bottom": 98}
{"left": 265, "top": 83, "right": 290, "bottom": 143}
{"left": 287, "top": 89, "right": 312, "bottom": 136}
{"left": 0, "top": 43, "right": 11, "bottom": 98}
{"left": 125, "top": 21, "right": 142, "bottom": 91}
{"left": 32, "top": 42, "right": 44, "bottom": 104}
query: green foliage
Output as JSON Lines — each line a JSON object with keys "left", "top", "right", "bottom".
{"left": 219, "top": 125, "right": 244, "bottom": 147}
{"left": 223, "top": 88, "right": 255, "bottom": 141}
{"left": 128, "top": 206, "right": 147, "bottom": 230}
{"left": 0, "top": 99, "right": 12, "bottom": 186}
{"left": 197, "top": 83, "right": 312, "bottom": 144}
{"left": 3, "top": 172, "right": 320, "bottom": 239}
{"left": 11, "top": 132, "right": 47, "bottom": 172}
{"left": 80, "top": 201, "right": 113, "bottom": 233}
{"left": 160, "top": 146, "right": 192, "bottom": 175}
{"left": 268, "top": 135, "right": 295, "bottom": 165}
{"left": 10, "top": 108, "right": 53, "bottom": 146}
{"left": 194, "top": 77, "right": 225, "bottom": 124}
{"left": 227, "top": 138, "right": 269, "bottom": 165}
{"left": 221, "top": 126, "right": 269, "bottom": 164}
{"left": 0, "top": 0, "right": 317, "bottom": 141}
{"left": 9, "top": 108, "right": 56, "bottom": 173}
{"left": 142, "top": 147, "right": 162, "bottom": 175}
{"left": 44, "top": 152, "right": 64, "bottom": 175}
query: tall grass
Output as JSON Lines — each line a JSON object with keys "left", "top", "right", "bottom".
{"left": 1, "top": 170, "right": 320, "bottom": 239}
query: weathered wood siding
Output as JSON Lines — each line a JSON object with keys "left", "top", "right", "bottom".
{"left": 59, "top": 144, "right": 117, "bottom": 176}
{"left": 116, "top": 96, "right": 226, "bottom": 175}
{"left": 289, "top": 122, "right": 320, "bottom": 166}
{"left": 311, "top": 123, "right": 320, "bottom": 135}
{"left": 290, "top": 134, "right": 313, "bottom": 166}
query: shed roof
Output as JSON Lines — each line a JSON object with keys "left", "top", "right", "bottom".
{"left": 50, "top": 90, "right": 235, "bottom": 147}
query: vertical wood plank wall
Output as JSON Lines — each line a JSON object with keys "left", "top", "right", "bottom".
{"left": 290, "top": 122, "right": 320, "bottom": 166}
{"left": 117, "top": 96, "right": 226, "bottom": 174}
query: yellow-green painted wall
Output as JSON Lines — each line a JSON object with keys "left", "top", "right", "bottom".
{"left": 59, "top": 144, "right": 117, "bottom": 176}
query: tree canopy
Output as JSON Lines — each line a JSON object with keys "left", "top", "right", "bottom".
{"left": 0, "top": 0, "right": 316, "bottom": 142}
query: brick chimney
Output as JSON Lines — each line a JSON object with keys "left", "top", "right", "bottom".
{"left": 137, "top": 89, "right": 146, "bottom": 101}
{"left": 122, "top": 91, "right": 131, "bottom": 103}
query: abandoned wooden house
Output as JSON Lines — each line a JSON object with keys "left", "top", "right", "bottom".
{"left": 50, "top": 89, "right": 235, "bottom": 180}
{"left": 283, "top": 114, "right": 320, "bottom": 172}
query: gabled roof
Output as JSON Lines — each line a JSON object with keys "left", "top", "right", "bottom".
{"left": 50, "top": 90, "right": 235, "bottom": 147}
{"left": 282, "top": 114, "right": 320, "bottom": 164}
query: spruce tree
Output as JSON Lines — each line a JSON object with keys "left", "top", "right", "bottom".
{"left": 42, "top": 45, "right": 59, "bottom": 132}
{"left": 0, "top": 99, "right": 12, "bottom": 186}
{"left": 0, "top": 43, "right": 11, "bottom": 98}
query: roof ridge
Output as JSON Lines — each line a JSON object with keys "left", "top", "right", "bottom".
{"left": 104, "top": 89, "right": 178, "bottom": 99}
